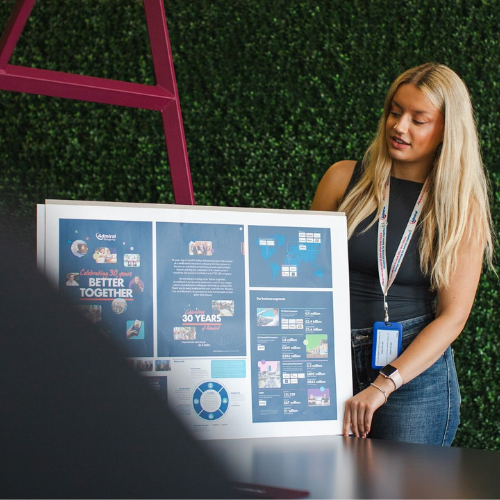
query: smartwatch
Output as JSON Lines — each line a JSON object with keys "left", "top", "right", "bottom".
{"left": 379, "top": 364, "right": 403, "bottom": 390}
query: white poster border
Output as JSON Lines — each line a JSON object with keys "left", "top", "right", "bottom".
{"left": 39, "top": 199, "right": 352, "bottom": 440}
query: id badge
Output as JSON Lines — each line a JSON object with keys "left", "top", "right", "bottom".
{"left": 371, "top": 321, "right": 403, "bottom": 369}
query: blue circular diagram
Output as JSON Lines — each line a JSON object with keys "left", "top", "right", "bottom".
{"left": 193, "top": 381, "right": 229, "bottom": 421}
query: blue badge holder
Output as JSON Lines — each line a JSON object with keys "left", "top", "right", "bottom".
{"left": 371, "top": 321, "right": 403, "bottom": 369}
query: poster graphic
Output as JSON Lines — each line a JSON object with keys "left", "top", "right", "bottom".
{"left": 248, "top": 225, "right": 332, "bottom": 288}
{"left": 39, "top": 201, "right": 351, "bottom": 440}
{"left": 250, "top": 290, "right": 337, "bottom": 423}
{"left": 192, "top": 381, "right": 230, "bottom": 421}
{"left": 156, "top": 222, "right": 246, "bottom": 358}
{"left": 59, "top": 219, "right": 153, "bottom": 357}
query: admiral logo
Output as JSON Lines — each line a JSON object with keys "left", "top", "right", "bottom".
{"left": 409, "top": 211, "right": 418, "bottom": 224}
{"left": 96, "top": 232, "right": 117, "bottom": 241}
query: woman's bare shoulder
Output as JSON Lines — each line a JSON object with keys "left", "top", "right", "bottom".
{"left": 310, "top": 160, "right": 357, "bottom": 211}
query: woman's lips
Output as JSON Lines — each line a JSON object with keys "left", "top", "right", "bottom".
{"left": 390, "top": 136, "right": 410, "bottom": 149}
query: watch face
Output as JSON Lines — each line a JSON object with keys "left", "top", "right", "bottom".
{"left": 381, "top": 364, "right": 398, "bottom": 377}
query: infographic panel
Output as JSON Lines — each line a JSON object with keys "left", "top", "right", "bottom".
{"left": 164, "top": 358, "right": 251, "bottom": 439}
{"left": 250, "top": 290, "right": 337, "bottom": 422}
{"left": 156, "top": 222, "right": 246, "bottom": 358}
{"left": 59, "top": 219, "right": 153, "bottom": 357}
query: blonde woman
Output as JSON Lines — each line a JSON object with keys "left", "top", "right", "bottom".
{"left": 311, "top": 63, "right": 494, "bottom": 445}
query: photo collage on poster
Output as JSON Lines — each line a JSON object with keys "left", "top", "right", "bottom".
{"left": 59, "top": 219, "right": 167, "bottom": 399}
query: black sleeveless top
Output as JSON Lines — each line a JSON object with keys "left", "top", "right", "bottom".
{"left": 346, "top": 161, "right": 437, "bottom": 329}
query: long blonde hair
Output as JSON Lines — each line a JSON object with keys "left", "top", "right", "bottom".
{"left": 338, "top": 63, "right": 494, "bottom": 289}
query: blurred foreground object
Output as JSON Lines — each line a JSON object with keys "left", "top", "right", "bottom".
{"left": 0, "top": 225, "right": 231, "bottom": 499}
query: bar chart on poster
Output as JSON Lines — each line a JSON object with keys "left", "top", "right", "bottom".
{"left": 38, "top": 200, "right": 352, "bottom": 440}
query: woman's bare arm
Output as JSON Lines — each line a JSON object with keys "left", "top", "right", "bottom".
{"left": 343, "top": 235, "right": 484, "bottom": 438}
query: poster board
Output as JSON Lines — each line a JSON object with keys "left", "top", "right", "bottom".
{"left": 38, "top": 200, "right": 352, "bottom": 440}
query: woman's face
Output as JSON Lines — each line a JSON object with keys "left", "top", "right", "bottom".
{"left": 386, "top": 83, "right": 444, "bottom": 180}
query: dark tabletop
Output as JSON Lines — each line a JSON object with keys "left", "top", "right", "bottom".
{"left": 206, "top": 435, "right": 500, "bottom": 499}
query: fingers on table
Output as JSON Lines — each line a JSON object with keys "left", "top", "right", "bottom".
{"left": 343, "top": 397, "right": 377, "bottom": 438}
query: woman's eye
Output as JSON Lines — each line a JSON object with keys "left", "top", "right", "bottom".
{"left": 390, "top": 112, "right": 400, "bottom": 117}
{"left": 413, "top": 120, "right": 425, "bottom": 125}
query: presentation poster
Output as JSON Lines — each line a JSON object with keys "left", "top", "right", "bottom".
{"left": 38, "top": 200, "right": 352, "bottom": 440}
{"left": 156, "top": 222, "right": 246, "bottom": 358}
{"left": 58, "top": 219, "right": 154, "bottom": 357}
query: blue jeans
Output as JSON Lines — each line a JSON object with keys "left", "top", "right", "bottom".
{"left": 351, "top": 313, "right": 460, "bottom": 446}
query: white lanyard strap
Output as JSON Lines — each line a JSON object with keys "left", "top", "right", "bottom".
{"left": 377, "top": 175, "right": 430, "bottom": 322}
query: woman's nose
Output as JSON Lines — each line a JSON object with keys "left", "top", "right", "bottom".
{"left": 394, "top": 115, "right": 410, "bottom": 134}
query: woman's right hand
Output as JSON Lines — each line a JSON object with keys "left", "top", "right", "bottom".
{"left": 343, "top": 377, "right": 394, "bottom": 438}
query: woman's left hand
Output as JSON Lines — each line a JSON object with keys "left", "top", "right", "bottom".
{"left": 343, "top": 378, "right": 393, "bottom": 438}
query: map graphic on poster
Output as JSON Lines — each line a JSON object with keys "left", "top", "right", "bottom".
{"left": 248, "top": 226, "right": 332, "bottom": 288}
{"left": 59, "top": 219, "right": 153, "bottom": 357}
{"left": 39, "top": 201, "right": 351, "bottom": 440}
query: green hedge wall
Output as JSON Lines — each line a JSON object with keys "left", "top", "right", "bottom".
{"left": 1, "top": 0, "right": 499, "bottom": 450}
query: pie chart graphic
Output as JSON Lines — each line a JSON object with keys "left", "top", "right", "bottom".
{"left": 192, "top": 381, "right": 229, "bottom": 421}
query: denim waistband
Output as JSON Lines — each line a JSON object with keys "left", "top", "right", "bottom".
{"left": 351, "top": 312, "right": 435, "bottom": 347}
